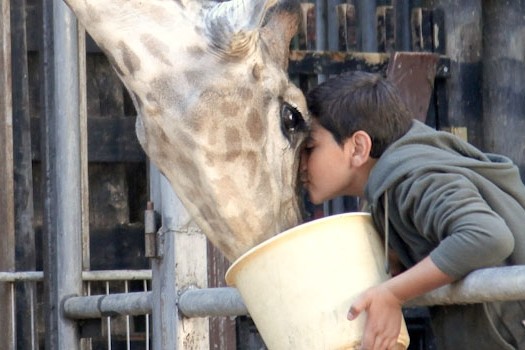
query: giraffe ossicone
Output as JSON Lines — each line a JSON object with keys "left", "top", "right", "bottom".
{"left": 63, "top": 0, "right": 310, "bottom": 261}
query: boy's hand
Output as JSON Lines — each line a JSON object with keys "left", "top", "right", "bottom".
{"left": 346, "top": 256, "right": 456, "bottom": 350}
{"left": 347, "top": 284, "right": 403, "bottom": 350}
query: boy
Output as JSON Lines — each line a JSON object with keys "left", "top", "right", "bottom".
{"left": 300, "top": 71, "right": 525, "bottom": 350}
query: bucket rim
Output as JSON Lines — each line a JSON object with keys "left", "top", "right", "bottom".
{"left": 225, "top": 212, "right": 372, "bottom": 285}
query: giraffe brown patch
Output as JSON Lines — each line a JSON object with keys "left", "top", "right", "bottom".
{"left": 174, "top": 149, "right": 202, "bottom": 189}
{"left": 118, "top": 41, "right": 141, "bottom": 76}
{"left": 140, "top": 34, "right": 172, "bottom": 67}
{"left": 149, "top": 76, "right": 186, "bottom": 113}
{"left": 225, "top": 127, "right": 242, "bottom": 161}
{"left": 237, "top": 87, "right": 253, "bottom": 100}
{"left": 246, "top": 108, "right": 265, "bottom": 142}
{"left": 255, "top": 172, "right": 272, "bottom": 204}
{"left": 184, "top": 70, "right": 202, "bottom": 85}
{"left": 141, "top": 4, "right": 178, "bottom": 24}
{"left": 219, "top": 100, "right": 240, "bottom": 117}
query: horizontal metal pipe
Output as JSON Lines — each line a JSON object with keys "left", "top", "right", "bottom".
{"left": 0, "top": 271, "right": 43, "bottom": 282}
{"left": 82, "top": 270, "right": 152, "bottom": 281}
{"left": 178, "top": 287, "right": 247, "bottom": 318}
{"left": 407, "top": 265, "right": 525, "bottom": 306}
{"left": 64, "top": 292, "right": 152, "bottom": 319}
{"left": 0, "top": 269, "right": 152, "bottom": 282}
{"left": 53, "top": 266, "right": 525, "bottom": 320}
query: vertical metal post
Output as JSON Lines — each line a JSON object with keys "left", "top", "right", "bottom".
{"left": 41, "top": 0, "right": 82, "bottom": 349}
{"left": 0, "top": 1, "right": 16, "bottom": 349}
{"left": 315, "top": 0, "right": 327, "bottom": 55}
{"left": 10, "top": 0, "right": 38, "bottom": 348}
{"left": 422, "top": 0, "right": 482, "bottom": 146}
{"left": 357, "top": 0, "right": 377, "bottom": 51}
{"left": 327, "top": 0, "right": 343, "bottom": 51}
{"left": 482, "top": 0, "right": 525, "bottom": 177}
{"left": 393, "top": 0, "right": 411, "bottom": 51}
{"left": 149, "top": 164, "right": 209, "bottom": 350}
{"left": 77, "top": 19, "right": 92, "bottom": 350}
{"left": 149, "top": 166, "right": 178, "bottom": 350}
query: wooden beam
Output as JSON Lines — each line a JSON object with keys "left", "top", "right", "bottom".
{"left": 31, "top": 116, "right": 146, "bottom": 162}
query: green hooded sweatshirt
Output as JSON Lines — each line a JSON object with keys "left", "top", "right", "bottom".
{"left": 365, "top": 120, "right": 525, "bottom": 349}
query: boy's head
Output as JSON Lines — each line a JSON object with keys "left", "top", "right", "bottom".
{"left": 301, "top": 71, "right": 413, "bottom": 203}
{"left": 306, "top": 71, "right": 413, "bottom": 158}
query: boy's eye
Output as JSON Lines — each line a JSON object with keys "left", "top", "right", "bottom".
{"left": 304, "top": 138, "right": 315, "bottom": 153}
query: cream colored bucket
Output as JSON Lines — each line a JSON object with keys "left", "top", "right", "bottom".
{"left": 225, "top": 212, "right": 410, "bottom": 350}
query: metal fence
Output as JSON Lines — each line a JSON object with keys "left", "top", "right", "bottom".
{"left": 2, "top": 0, "right": 525, "bottom": 349}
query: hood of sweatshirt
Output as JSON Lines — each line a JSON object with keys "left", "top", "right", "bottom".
{"left": 365, "top": 120, "right": 520, "bottom": 205}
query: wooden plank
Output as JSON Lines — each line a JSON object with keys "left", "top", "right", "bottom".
{"left": 376, "top": 6, "right": 395, "bottom": 53}
{"left": 386, "top": 52, "right": 440, "bottom": 122}
{"left": 297, "top": 3, "right": 316, "bottom": 51}
{"left": 411, "top": 8, "right": 434, "bottom": 52}
{"left": 31, "top": 116, "right": 146, "bottom": 162}
{"left": 289, "top": 50, "right": 390, "bottom": 75}
{"left": 0, "top": 1, "right": 16, "bottom": 349}
{"left": 336, "top": 4, "right": 358, "bottom": 52}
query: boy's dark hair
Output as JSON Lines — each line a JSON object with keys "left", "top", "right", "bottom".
{"left": 306, "top": 71, "right": 413, "bottom": 158}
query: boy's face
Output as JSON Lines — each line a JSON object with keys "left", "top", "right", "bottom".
{"left": 300, "top": 120, "right": 370, "bottom": 204}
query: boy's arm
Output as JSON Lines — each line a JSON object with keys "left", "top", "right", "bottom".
{"left": 347, "top": 256, "right": 454, "bottom": 350}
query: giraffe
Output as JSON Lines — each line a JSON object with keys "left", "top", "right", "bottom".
{"left": 62, "top": 0, "right": 310, "bottom": 261}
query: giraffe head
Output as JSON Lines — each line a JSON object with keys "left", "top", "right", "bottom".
{"left": 64, "top": 0, "right": 309, "bottom": 261}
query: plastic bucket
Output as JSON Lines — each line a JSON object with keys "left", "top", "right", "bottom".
{"left": 225, "top": 212, "right": 410, "bottom": 350}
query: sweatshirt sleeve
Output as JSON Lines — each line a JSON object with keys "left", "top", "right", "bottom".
{"left": 394, "top": 172, "right": 515, "bottom": 279}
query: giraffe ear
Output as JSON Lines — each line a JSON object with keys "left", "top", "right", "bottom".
{"left": 260, "top": 0, "right": 301, "bottom": 70}
{"left": 205, "top": 0, "right": 277, "bottom": 57}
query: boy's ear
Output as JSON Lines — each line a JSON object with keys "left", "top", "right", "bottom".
{"left": 345, "top": 130, "right": 372, "bottom": 166}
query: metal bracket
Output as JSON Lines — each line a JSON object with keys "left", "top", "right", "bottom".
{"left": 144, "top": 201, "right": 160, "bottom": 258}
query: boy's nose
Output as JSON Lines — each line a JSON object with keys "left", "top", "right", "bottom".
{"left": 299, "top": 151, "right": 308, "bottom": 172}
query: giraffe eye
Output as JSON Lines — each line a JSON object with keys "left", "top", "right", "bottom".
{"left": 280, "top": 102, "right": 306, "bottom": 137}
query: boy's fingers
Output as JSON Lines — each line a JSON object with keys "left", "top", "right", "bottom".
{"left": 347, "top": 304, "right": 361, "bottom": 321}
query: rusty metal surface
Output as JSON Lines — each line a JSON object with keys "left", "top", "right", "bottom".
{"left": 289, "top": 50, "right": 449, "bottom": 79}
{"left": 289, "top": 50, "right": 390, "bottom": 75}
{"left": 386, "top": 51, "right": 440, "bottom": 122}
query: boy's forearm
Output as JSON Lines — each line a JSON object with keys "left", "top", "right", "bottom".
{"left": 383, "top": 256, "right": 455, "bottom": 304}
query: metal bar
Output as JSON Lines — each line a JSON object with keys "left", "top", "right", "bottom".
{"left": 327, "top": 0, "right": 342, "bottom": 51}
{"left": 64, "top": 292, "right": 153, "bottom": 319}
{"left": 178, "top": 287, "right": 247, "bottom": 318}
{"left": 82, "top": 270, "right": 152, "bottom": 281}
{"left": 0, "top": 0, "right": 16, "bottom": 348}
{"left": 0, "top": 270, "right": 152, "bottom": 282}
{"left": 144, "top": 280, "right": 150, "bottom": 350}
{"left": 481, "top": 0, "right": 525, "bottom": 173}
{"left": 10, "top": 0, "right": 38, "bottom": 348}
{"left": 61, "top": 265, "right": 525, "bottom": 320}
{"left": 40, "top": 2, "right": 83, "bottom": 348}
{"left": 150, "top": 167, "right": 178, "bottom": 350}
{"left": 407, "top": 265, "right": 525, "bottom": 306}
{"left": 77, "top": 22, "right": 90, "bottom": 275}
{"left": 393, "top": 0, "right": 411, "bottom": 51}
{"left": 357, "top": 0, "right": 377, "bottom": 51}
{"left": 105, "top": 282, "right": 112, "bottom": 349}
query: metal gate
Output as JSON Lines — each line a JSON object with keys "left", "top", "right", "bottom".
{"left": 2, "top": 0, "right": 525, "bottom": 349}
